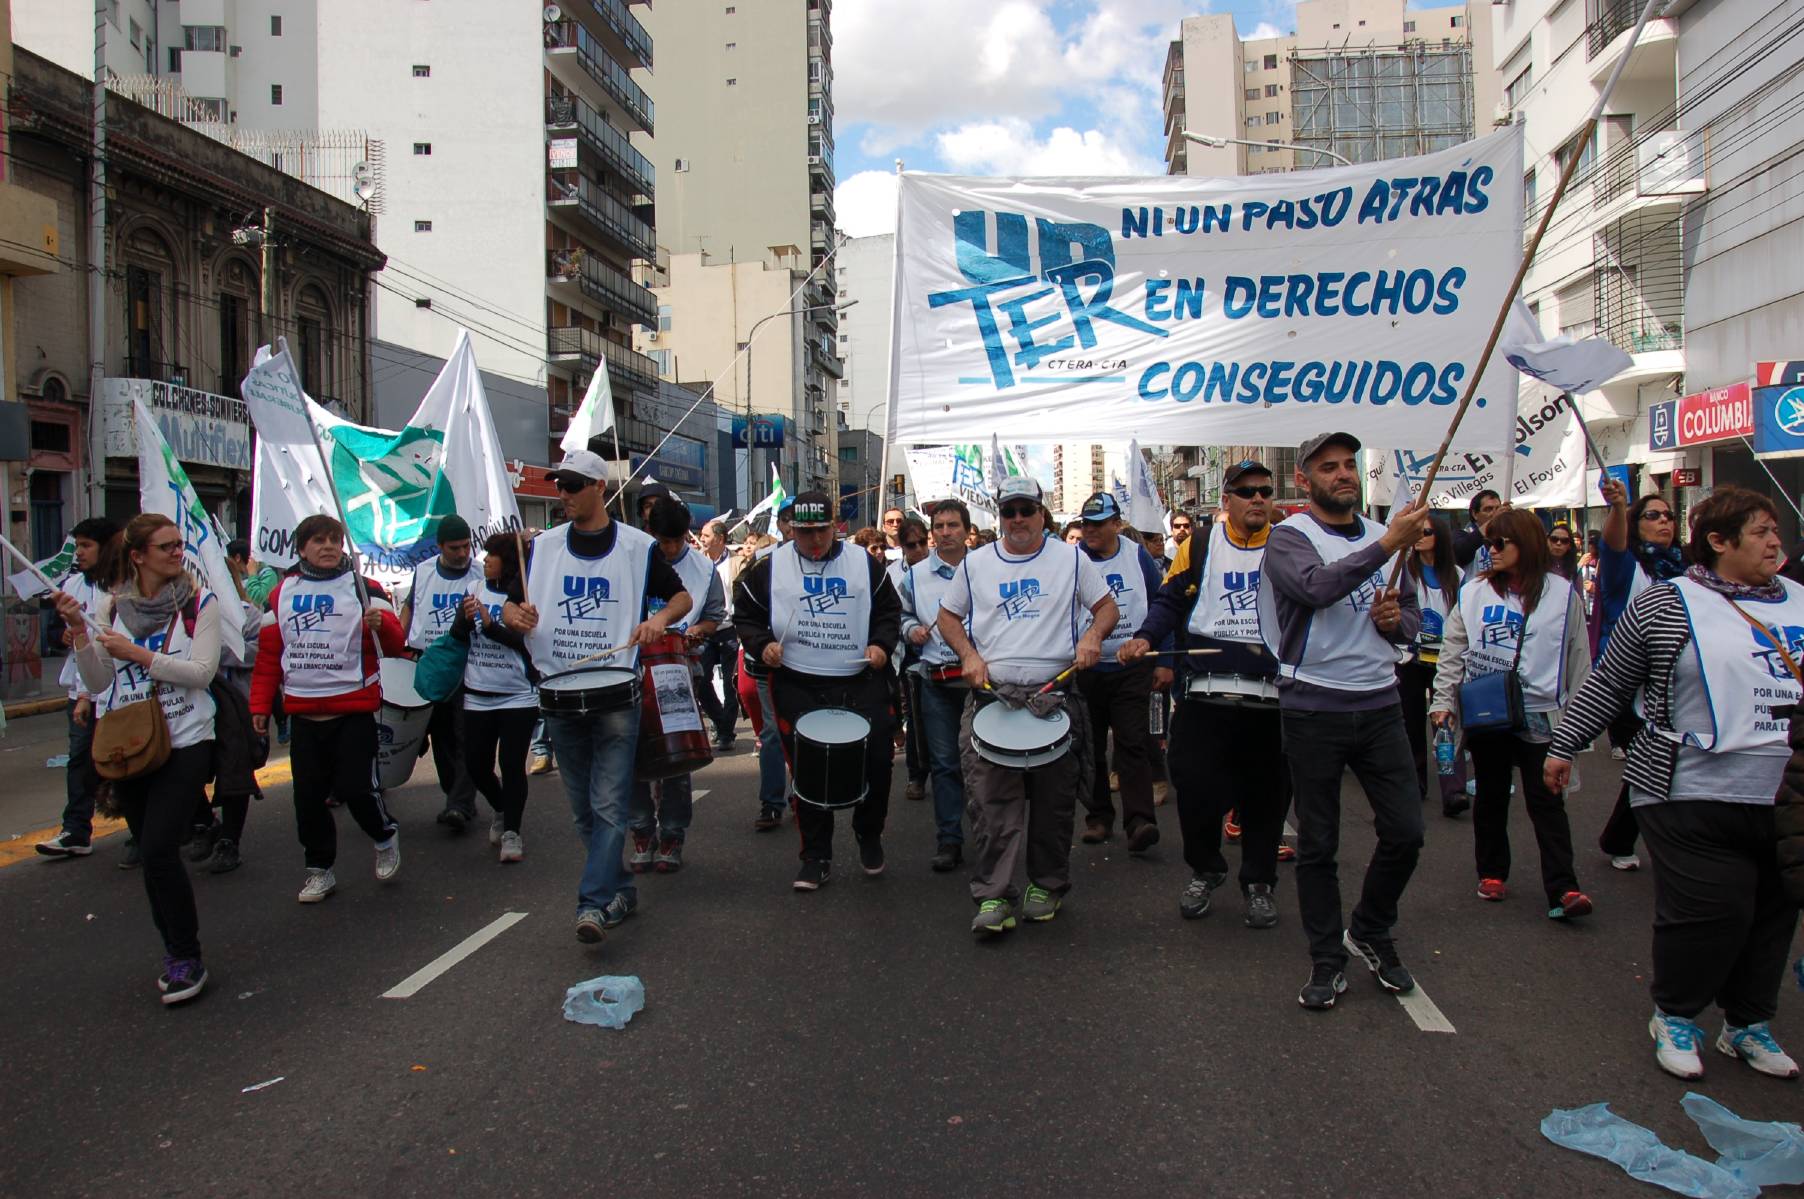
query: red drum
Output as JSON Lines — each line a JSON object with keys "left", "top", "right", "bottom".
{"left": 927, "top": 662, "right": 966, "bottom": 686}
{"left": 635, "top": 634, "right": 715, "bottom": 780}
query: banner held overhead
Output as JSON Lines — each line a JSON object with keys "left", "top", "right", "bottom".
{"left": 888, "top": 126, "right": 1525, "bottom": 450}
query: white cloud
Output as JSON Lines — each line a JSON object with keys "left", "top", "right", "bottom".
{"left": 1246, "top": 21, "right": 1286, "bottom": 39}
{"left": 834, "top": 169, "right": 901, "bottom": 237}
{"left": 935, "top": 118, "right": 1155, "bottom": 176}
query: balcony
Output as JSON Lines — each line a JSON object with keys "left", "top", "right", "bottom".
{"left": 810, "top": 340, "right": 844, "bottom": 379}
{"left": 545, "top": 19, "right": 654, "bottom": 133}
{"left": 547, "top": 171, "right": 655, "bottom": 261}
{"left": 548, "top": 327, "right": 662, "bottom": 390}
{"left": 808, "top": 152, "right": 835, "bottom": 190}
{"left": 547, "top": 248, "right": 658, "bottom": 329}
{"left": 1585, "top": 0, "right": 1677, "bottom": 83}
{"left": 587, "top": 0, "right": 653, "bottom": 70}
{"left": 547, "top": 95, "right": 655, "bottom": 196}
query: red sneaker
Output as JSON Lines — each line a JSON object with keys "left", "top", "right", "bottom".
{"left": 1277, "top": 842, "right": 1297, "bottom": 862}
{"left": 1223, "top": 810, "right": 1241, "bottom": 842}
{"left": 628, "top": 832, "right": 655, "bottom": 873}
{"left": 1552, "top": 890, "right": 1593, "bottom": 919}
{"left": 1476, "top": 877, "right": 1507, "bottom": 901}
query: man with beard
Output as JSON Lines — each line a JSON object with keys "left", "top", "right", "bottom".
{"left": 1258, "top": 432, "right": 1432, "bottom": 1011}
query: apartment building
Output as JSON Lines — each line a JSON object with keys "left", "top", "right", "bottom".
{"left": 637, "top": 0, "right": 843, "bottom": 498}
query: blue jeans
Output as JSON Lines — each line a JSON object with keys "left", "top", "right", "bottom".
{"left": 752, "top": 672, "right": 788, "bottom": 810}
{"left": 62, "top": 699, "right": 100, "bottom": 841}
{"left": 547, "top": 706, "right": 640, "bottom": 914}
{"left": 531, "top": 718, "right": 551, "bottom": 757}
{"left": 915, "top": 675, "right": 968, "bottom": 847}
{"left": 630, "top": 775, "right": 693, "bottom": 841}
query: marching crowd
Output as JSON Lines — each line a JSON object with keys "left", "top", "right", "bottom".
{"left": 26, "top": 433, "right": 1804, "bottom": 1086}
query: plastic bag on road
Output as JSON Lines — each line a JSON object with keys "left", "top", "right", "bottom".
{"left": 561, "top": 975, "right": 644, "bottom": 1029}
{"left": 1683, "top": 1093, "right": 1804, "bottom": 1187}
{"left": 1541, "top": 1103, "right": 1758, "bottom": 1199}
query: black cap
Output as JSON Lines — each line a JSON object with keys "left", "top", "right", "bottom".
{"left": 436, "top": 514, "right": 472, "bottom": 544}
{"left": 790, "top": 490, "right": 834, "bottom": 528}
{"left": 1296, "top": 431, "right": 1361, "bottom": 468}
{"left": 638, "top": 481, "right": 674, "bottom": 506}
{"left": 1222, "top": 458, "right": 1272, "bottom": 487}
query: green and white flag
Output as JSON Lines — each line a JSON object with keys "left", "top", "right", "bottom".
{"left": 136, "top": 397, "right": 246, "bottom": 661}
{"left": 739, "top": 463, "right": 787, "bottom": 530}
{"left": 6, "top": 533, "right": 76, "bottom": 599}
{"left": 561, "top": 363, "right": 616, "bottom": 455}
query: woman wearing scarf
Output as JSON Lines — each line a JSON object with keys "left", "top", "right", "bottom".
{"left": 54, "top": 514, "right": 222, "bottom": 1006}
{"left": 1546, "top": 487, "right": 1801, "bottom": 1081}
{"left": 1593, "top": 482, "right": 1688, "bottom": 870}
{"left": 1431, "top": 510, "right": 1593, "bottom": 918}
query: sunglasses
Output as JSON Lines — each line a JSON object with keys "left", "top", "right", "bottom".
{"left": 999, "top": 504, "right": 1038, "bottom": 520}
{"left": 1549, "top": 535, "right": 1572, "bottom": 544}
{"left": 901, "top": 539, "right": 926, "bottom": 549}
{"left": 1640, "top": 510, "right": 1674, "bottom": 522}
{"left": 1172, "top": 521, "right": 1192, "bottom": 529}
{"left": 555, "top": 476, "right": 594, "bottom": 494}
{"left": 1228, "top": 485, "right": 1274, "bottom": 499}
{"left": 1487, "top": 536, "right": 1512, "bottom": 552}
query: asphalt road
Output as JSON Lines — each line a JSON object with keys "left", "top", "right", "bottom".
{"left": 1, "top": 714, "right": 1798, "bottom": 1197}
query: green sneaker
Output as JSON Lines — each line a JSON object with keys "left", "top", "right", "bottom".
{"left": 971, "top": 898, "right": 1017, "bottom": 935}
{"left": 1022, "top": 885, "right": 1061, "bottom": 922}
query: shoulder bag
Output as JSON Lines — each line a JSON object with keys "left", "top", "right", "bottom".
{"left": 1458, "top": 608, "right": 1527, "bottom": 733}
{"left": 91, "top": 611, "right": 179, "bottom": 781}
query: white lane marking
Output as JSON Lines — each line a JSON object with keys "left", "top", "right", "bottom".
{"left": 1397, "top": 983, "right": 1456, "bottom": 1033}
{"left": 1283, "top": 821, "right": 1297, "bottom": 838}
{"left": 381, "top": 911, "right": 528, "bottom": 999}
{"left": 693, "top": 789, "right": 711, "bottom": 802}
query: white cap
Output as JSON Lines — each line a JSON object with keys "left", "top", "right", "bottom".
{"left": 552, "top": 448, "right": 609, "bottom": 483}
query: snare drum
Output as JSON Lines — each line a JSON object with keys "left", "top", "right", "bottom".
{"left": 792, "top": 708, "right": 871, "bottom": 809}
{"left": 927, "top": 662, "right": 966, "bottom": 686}
{"left": 971, "top": 702, "right": 1072, "bottom": 769}
{"left": 540, "top": 667, "right": 639, "bottom": 715}
{"left": 1184, "top": 672, "right": 1280, "bottom": 705}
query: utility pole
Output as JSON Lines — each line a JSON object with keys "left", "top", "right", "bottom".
{"left": 261, "top": 207, "right": 277, "bottom": 343}
{"left": 86, "top": 4, "right": 107, "bottom": 515}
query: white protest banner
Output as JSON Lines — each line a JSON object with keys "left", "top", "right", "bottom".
{"left": 1366, "top": 390, "right": 1587, "bottom": 510}
{"left": 136, "top": 398, "right": 246, "bottom": 661}
{"left": 1125, "top": 439, "right": 1168, "bottom": 533}
{"left": 905, "top": 443, "right": 1026, "bottom": 529}
{"left": 889, "top": 126, "right": 1525, "bottom": 450}
{"left": 246, "top": 330, "right": 521, "bottom": 592}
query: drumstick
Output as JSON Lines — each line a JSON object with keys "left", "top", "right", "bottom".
{"left": 1034, "top": 663, "right": 1080, "bottom": 696}
{"left": 1145, "top": 648, "right": 1224, "bottom": 656}
{"left": 562, "top": 642, "right": 634, "bottom": 670}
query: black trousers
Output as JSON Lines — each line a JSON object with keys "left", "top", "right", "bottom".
{"left": 697, "top": 631, "right": 741, "bottom": 739}
{"left": 115, "top": 742, "right": 213, "bottom": 960}
{"left": 771, "top": 668, "right": 894, "bottom": 862}
{"left": 1638, "top": 800, "right": 1800, "bottom": 1026}
{"left": 1077, "top": 663, "right": 1158, "bottom": 834}
{"left": 464, "top": 705, "right": 537, "bottom": 833}
{"left": 1467, "top": 731, "right": 1579, "bottom": 903}
{"left": 1283, "top": 704, "right": 1425, "bottom": 967}
{"left": 291, "top": 714, "right": 397, "bottom": 869}
{"left": 1599, "top": 714, "right": 1644, "bottom": 856}
{"left": 1169, "top": 697, "right": 1289, "bottom": 889}
{"left": 424, "top": 694, "right": 476, "bottom": 815}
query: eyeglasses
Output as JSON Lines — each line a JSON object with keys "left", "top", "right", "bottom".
{"left": 1487, "top": 536, "right": 1512, "bottom": 552}
{"left": 555, "top": 476, "right": 593, "bottom": 494}
{"left": 1640, "top": 509, "right": 1674, "bottom": 522}
{"left": 1228, "top": 485, "right": 1274, "bottom": 499}
{"left": 1171, "top": 520, "right": 1192, "bottom": 530}
{"left": 1549, "top": 535, "right": 1573, "bottom": 545}
{"left": 901, "top": 539, "right": 926, "bottom": 549}
{"left": 148, "top": 538, "right": 185, "bottom": 554}
{"left": 999, "top": 503, "right": 1038, "bottom": 520}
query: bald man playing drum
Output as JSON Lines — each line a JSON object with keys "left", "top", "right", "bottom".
{"left": 936, "top": 477, "right": 1119, "bottom": 936}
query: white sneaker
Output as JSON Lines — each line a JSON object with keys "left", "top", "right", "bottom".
{"left": 499, "top": 831, "right": 524, "bottom": 863}
{"left": 1649, "top": 1010, "right": 1705, "bottom": 1079}
{"left": 1610, "top": 854, "right": 1641, "bottom": 871}
{"left": 298, "top": 867, "right": 337, "bottom": 903}
{"left": 1717, "top": 1022, "right": 1800, "bottom": 1079}
{"left": 374, "top": 834, "right": 400, "bottom": 882}
{"left": 35, "top": 832, "right": 93, "bottom": 858}
{"left": 490, "top": 813, "right": 506, "bottom": 847}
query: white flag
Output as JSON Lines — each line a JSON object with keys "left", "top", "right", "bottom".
{"left": 562, "top": 364, "right": 616, "bottom": 455}
{"left": 135, "top": 398, "right": 246, "bottom": 661}
{"left": 7, "top": 533, "right": 77, "bottom": 599}
{"left": 1125, "top": 440, "right": 1168, "bottom": 534}
{"left": 1500, "top": 299, "right": 1634, "bottom": 396}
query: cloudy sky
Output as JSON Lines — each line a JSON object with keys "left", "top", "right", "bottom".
{"left": 830, "top": 0, "right": 1294, "bottom": 237}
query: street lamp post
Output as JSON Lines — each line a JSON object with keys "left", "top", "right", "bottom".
{"left": 1180, "top": 129, "right": 1352, "bottom": 167}
{"left": 739, "top": 299, "right": 858, "bottom": 508}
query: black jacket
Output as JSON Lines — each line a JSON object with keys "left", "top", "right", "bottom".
{"left": 1135, "top": 518, "right": 1274, "bottom": 681}
{"left": 733, "top": 542, "right": 902, "bottom": 671}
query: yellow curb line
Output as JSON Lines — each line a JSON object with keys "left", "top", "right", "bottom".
{"left": 3, "top": 698, "right": 68, "bottom": 720}
{"left": 0, "top": 757, "right": 295, "bottom": 869}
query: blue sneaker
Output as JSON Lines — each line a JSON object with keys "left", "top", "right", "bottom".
{"left": 1716, "top": 1022, "right": 1799, "bottom": 1079}
{"left": 602, "top": 891, "right": 638, "bottom": 928}
{"left": 1649, "top": 1010, "right": 1705, "bottom": 1079}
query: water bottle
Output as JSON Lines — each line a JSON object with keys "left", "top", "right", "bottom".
{"left": 1567, "top": 759, "right": 1582, "bottom": 794}
{"left": 1434, "top": 725, "right": 1456, "bottom": 777}
{"left": 1148, "top": 692, "right": 1166, "bottom": 737}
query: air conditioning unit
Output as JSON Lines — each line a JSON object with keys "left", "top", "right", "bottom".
{"left": 673, "top": 158, "right": 690, "bottom": 172}
{"left": 229, "top": 45, "right": 242, "bottom": 57}
{"left": 808, "top": 113, "right": 822, "bottom": 125}
{"left": 807, "top": 155, "right": 823, "bottom": 166}
{"left": 645, "top": 331, "right": 660, "bottom": 343}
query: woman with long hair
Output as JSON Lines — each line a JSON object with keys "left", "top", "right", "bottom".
{"left": 1397, "top": 512, "right": 1467, "bottom": 815}
{"left": 1546, "top": 521, "right": 1577, "bottom": 579}
{"left": 55, "top": 513, "right": 222, "bottom": 1004}
{"left": 1431, "top": 509, "right": 1593, "bottom": 919}
{"left": 455, "top": 533, "right": 538, "bottom": 862}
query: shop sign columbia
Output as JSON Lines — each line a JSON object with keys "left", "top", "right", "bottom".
{"left": 1648, "top": 381, "right": 1753, "bottom": 451}
{"left": 101, "top": 378, "right": 252, "bottom": 470}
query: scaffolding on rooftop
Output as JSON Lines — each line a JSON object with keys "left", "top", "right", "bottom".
{"left": 1289, "top": 43, "right": 1474, "bottom": 166}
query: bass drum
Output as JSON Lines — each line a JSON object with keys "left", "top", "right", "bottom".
{"left": 636, "top": 633, "right": 714, "bottom": 780}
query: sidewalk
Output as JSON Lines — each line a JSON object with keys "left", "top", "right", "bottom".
{"left": 1, "top": 650, "right": 70, "bottom": 720}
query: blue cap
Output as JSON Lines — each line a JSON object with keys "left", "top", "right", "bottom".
{"left": 1081, "top": 492, "right": 1123, "bottom": 522}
